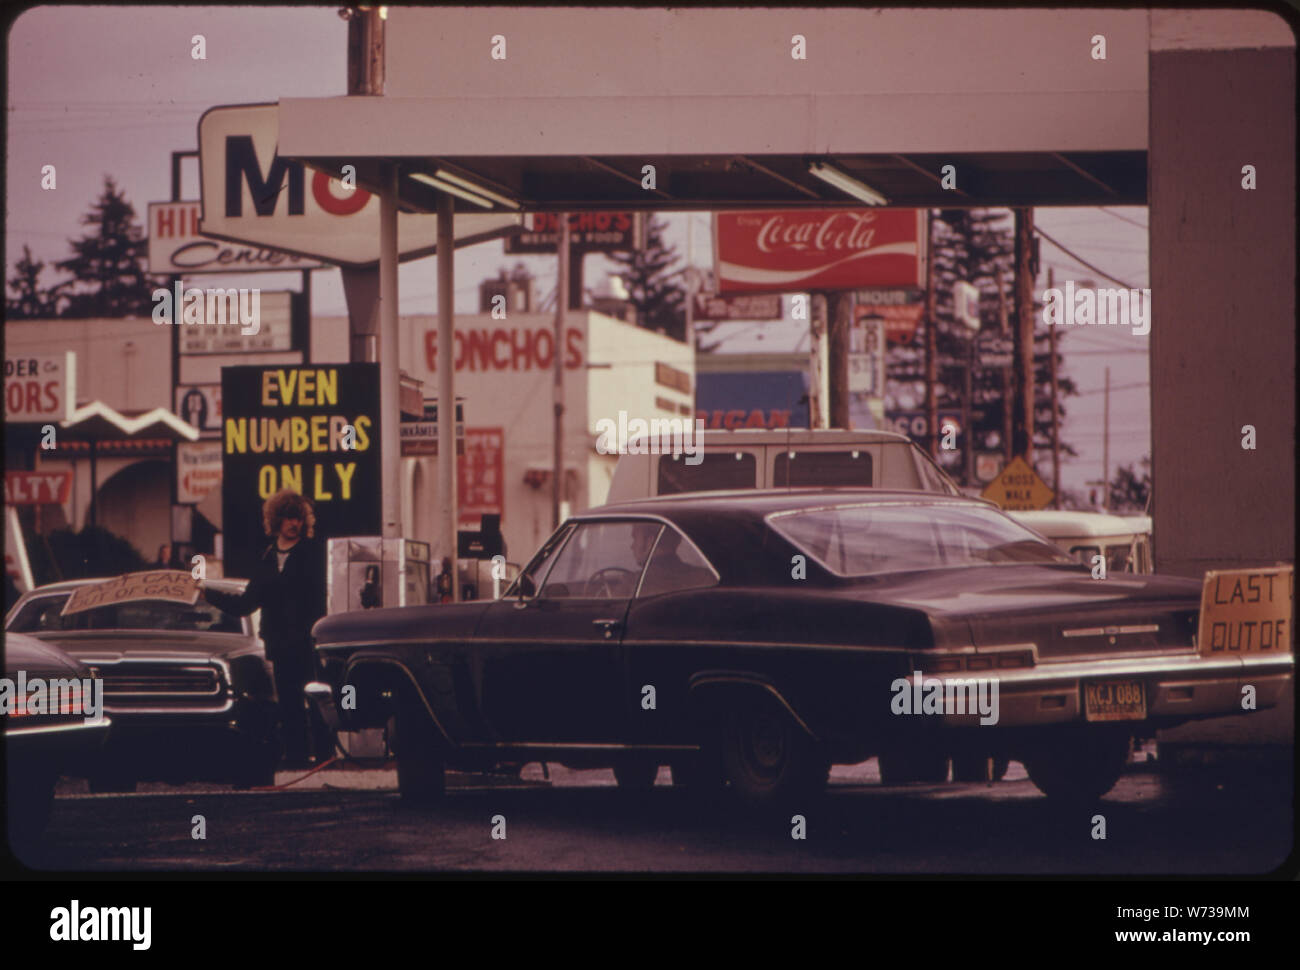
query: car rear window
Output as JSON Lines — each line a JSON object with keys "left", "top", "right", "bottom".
{"left": 657, "top": 451, "right": 757, "bottom": 495}
{"left": 768, "top": 503, "right": 1074, "bottom": 576}
{"left": 772, "top": 450, "right": 873, "bottom": 487}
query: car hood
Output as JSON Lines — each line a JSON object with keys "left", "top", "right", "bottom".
{"left": 14, "top": 629, "right": 261, "bottom": 663}
{"left": 4, "top": 631, "right": 90, "bottom": 679}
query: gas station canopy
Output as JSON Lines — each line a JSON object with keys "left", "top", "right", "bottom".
{"left": 276, "top": 6, "right": 1153, "bottom": 214}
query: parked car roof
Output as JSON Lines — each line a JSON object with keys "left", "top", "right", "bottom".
{"left": 1008, "top": 510, "right": 1152, "bottom": 539}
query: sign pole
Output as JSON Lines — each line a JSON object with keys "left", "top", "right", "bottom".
{"left": 436, "top": 191, "right": 459, "bottom": 598}
{"left": 379, "top": 163, "right": 401, "bottom": 541}
{"left": 552, "top": 213, "right": 569, "bottom": 529}
{"left": 923, "top": 210, "right": 938, "bottom": 457}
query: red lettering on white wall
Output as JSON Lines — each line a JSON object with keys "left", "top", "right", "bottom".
{"left": 425, "top": 327, "right": 585, "bottom": 372}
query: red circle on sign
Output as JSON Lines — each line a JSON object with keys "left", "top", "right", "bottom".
{"left": 312, "top": 171, "right": 370, "bottom": 216}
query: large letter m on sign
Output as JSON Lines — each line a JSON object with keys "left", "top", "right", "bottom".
{"left": 225, "top": 135, "right": 304, "bottom": 217}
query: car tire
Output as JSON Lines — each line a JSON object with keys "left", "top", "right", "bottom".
{"left": 950, "top": 752, "right": 1010, "bottom": 783}
{"left": 1024, "top": 728, "right": 1131, "bottom": 804}
{"left": 878, "top": 748, "right": 950, "bottom": 784}
{"left": 719, "top": 698, "right": 827, "bottom": 807}
{"left": 391, "top": 704, "right": 445, "bottom": 806}
{"left": 613, "top": 760, "right": 659, "bottom": 791}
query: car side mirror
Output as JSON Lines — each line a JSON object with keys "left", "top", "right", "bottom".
{"left": 518, "top": 574, "right": 536, "bottom": 599}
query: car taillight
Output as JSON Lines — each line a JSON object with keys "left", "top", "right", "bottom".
{"left": 913, "top": 648, "right": 1034, "bottom": 673}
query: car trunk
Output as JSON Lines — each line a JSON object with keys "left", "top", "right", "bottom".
{"left": 857, "top": 564, "right": 1202, "bottom": 661}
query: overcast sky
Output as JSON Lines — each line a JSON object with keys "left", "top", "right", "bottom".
{"left": 6, "top": 5, "right": 1151, "bottom": 501}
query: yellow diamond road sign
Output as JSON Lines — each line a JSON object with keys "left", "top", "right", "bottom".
{"left": 981, "top": 456, "right": 1054, "bottom": 510}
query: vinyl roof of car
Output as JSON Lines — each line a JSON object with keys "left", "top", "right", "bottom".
{"left": 589, "top": 487, "right": 997, "bottom": 518}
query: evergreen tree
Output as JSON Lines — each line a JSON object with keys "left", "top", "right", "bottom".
{"left": 885, "top": 208, "right": 1077, "bottom": 488}
{"left": 607, "top": 214, "right": 687, "bottom": 342}
{"left": 53, "top": 176, "right": 159, "bottom": 318}
{"left": 1108, "top": 456, "right": 1152, "bottom": 512}
{"left": 5, "top": 244, "right": 63, "bottom": 319}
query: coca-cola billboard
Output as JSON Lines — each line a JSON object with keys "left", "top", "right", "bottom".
{"left": 714, "top": 209, "right": 926, "bottom": 294}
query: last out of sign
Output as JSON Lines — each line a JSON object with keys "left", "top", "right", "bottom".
{"left": 1197, "top": 566, "right": 1293, "bottom": 655}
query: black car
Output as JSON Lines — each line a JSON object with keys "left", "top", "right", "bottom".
{"left": 4, "top": 632, "right": 111, "bottom": 844}
{"left": 308, "top": 490, "right": 1292, "bottom": 807}
{"left": 6, "top": 579, "right": 278, "bottom": 790}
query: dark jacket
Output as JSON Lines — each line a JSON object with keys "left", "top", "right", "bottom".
{"left": 205, "top": 537, "right": 327, "bottom": 663}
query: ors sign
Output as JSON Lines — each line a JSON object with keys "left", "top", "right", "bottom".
{"left": 198, "top": 104, "right": 521, "bottom": 266}
{"left": 4, "top": 352, "right": 75, "bottom": 423}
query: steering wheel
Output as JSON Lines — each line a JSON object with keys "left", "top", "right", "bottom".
{"left": 584, "top": 566, "right": 637, "bottom": 598}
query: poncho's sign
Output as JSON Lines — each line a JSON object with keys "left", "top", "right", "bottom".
{"left": 221, "top": 364, "right": 381, "bottom": 579}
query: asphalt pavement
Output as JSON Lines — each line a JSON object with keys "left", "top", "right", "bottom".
{"left": 10, "top": 752, "right": 1291, "bottom": 874}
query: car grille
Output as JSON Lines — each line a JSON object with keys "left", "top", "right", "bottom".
{"left": 92, "top": 662, "right": 226, "bottom": 709}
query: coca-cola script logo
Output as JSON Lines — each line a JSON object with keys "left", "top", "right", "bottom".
{"left": 753, "top": 211, "right": 879, "bottom": 254}
{"left": 715, "top": 209, "right": 925, "bottom": 293}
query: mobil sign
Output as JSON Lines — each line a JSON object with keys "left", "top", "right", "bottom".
{"left": 198, "top": 103, "right": 522, "bottom": 267}
{"left": 714, "top": 209, "right": 926, "bottom": 294}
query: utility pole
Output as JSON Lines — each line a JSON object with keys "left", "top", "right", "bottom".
{"left": 963, "top": 323, "right": 975, "bottom": 485}
{"left": 923, "top": 210, "right": 938, "bottom": 457}
{"left": 828, "top": 291, "right": 852, "bottom": 428}
{"left": 1047, "top": 267, "right": 1061, "bottom": 506}
{"left": 1102, "top": 366, "right": 1111, "bottom": 512}
{"left": 808, "top": 293, "right": 829, "bottom": 429}
{"left": 1012, "top": 207, "right": 1035, "bottom": 464}
{"left": 996, "top": 264, "right": 1012, "bottom": 464}
{"left": 435, "top": 189, "right": 457, "bottom": 597}
{"left": 552, "top": 214, "right": 570, "bottom": 528}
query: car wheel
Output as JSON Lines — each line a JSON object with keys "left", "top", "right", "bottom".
{"left": 613, "top": 760, "right": 659, "bottom": 791}
{"left": 391, "top": 704, "right": 445, "bottom": 806}
{"left": 1024, "top": 728, "right": 1131, "bottom": 804}
{"left": 950, "top": 752, "right": 1010, "bottom": 783}
{"left": 88, "top": 768, "right": 137, "bottom": 794}
{"left": 719, "top": 698, "right": 827, "bottom": 806}
{"left": 878, "top": 748, "right": 950, "bottom": 784}
{"left": 7, "top": 768, "right": 56, "bottom": 845}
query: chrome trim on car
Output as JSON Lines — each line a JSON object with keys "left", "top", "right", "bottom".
{"left": 1062, "top": 623, "right": 1161, "bottom": 638}
{"left": 320, "top": 636, "right": 916, "bottom": 654}
{"left": 689, "top": 674, "right": 818, "bottom": 740}
{"left": 457, "top": 742, "right": 698, "bottom": 751}
{"left": 5, "top": 715, "right": 113, "bottom": 737}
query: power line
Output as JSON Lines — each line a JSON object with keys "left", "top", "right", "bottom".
{"left": 1098, "top": 207, "right": 1149, "bottom": 230}
{"left": 1034, "top": 227, "right": 1140, "bottom": 289}
{"left": 1073, "top": 382, "right": 1150, "bottom": 395}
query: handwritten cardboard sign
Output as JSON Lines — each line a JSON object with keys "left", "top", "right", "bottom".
{"left": 60, "top": 571, "right": 200, "bottom": 617}
{"left": 1198, "top": 565, "right": 1293, "bottom": 656}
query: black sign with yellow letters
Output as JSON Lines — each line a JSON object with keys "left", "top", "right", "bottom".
{"left": 221, "top": 364, "right": 381, "bottom": 579}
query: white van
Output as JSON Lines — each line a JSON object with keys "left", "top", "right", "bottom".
{"left": 1007, "top": 510, "right": 1153, "bottom": 574}
{"left": 605, "top": 428, "right": 962, "bottom": 502}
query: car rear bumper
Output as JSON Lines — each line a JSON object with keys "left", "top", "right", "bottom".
{"left": 921, "top": 652, "right": 1293, "bottom": 728}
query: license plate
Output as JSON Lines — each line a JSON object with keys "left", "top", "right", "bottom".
{"left": 1083, "top": 680, "right": 1146, "bottom": 721}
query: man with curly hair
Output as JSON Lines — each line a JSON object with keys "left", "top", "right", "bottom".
{"left": 200, "top": 488, "right": 329, "bottom": 769}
